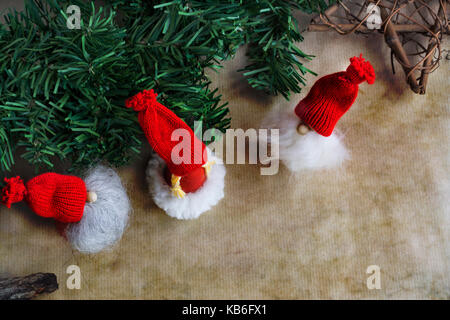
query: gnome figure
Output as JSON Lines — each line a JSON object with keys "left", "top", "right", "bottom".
{"left": 125, "top": 89, "right": 226, "bottom": 220}
{"left": 263, "top": 54, "right": 375, "bottom": 171}
{"left": 1, "top": 166, "right": 130, "bottom": 254}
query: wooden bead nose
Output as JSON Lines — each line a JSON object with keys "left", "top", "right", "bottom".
{"left": 87, "top": 191, "right": 98, "bottom": 203}
{"left": 297, "top": 123, "right": 310, "bottom": 135}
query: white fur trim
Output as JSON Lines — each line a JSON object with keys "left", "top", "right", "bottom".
{"left": 146, "top": 149, "right": 226, "bottom": 220}
{"left": 65, "top": 166, "right": 131, "bottom": 254}
{"left": 262, "top": 107, "right": 350, "bottom": 171}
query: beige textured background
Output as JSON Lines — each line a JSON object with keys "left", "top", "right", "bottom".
{"left": 0, "top": 1, "right": 449, "bottom": 299}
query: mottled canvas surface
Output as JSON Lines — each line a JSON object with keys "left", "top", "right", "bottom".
{"left": 0, "top": 1, "right": 448, "bottom": 299}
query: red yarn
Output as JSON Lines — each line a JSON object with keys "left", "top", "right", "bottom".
{"left": 1, "top": 173, "right": 87, "bottom": 223}
{"left": 346, "top": 54, "right": 375, "bottom": 85}
{"left": 126, "top": 89, "right": 207, "bottom": 179}
{"left": 1, "top": 177, "right": 27, "bottom": 208}
{"left": 125, "top": 89, "right": 158, "bottom": 112}
{"left": 295, "top": 54, "right": 375, "bottom": 137}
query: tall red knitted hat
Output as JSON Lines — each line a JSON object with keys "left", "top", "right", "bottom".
{"left": 1, "top": 173, "right": 86, "bottom": 223}
{"left": 126, "top": 89, "right": 210, "bottom": 195}
{"left": 295, "top": 54, "right": 375, "bottom": 137}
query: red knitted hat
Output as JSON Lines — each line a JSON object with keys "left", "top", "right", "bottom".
{"left": 1, "top": 173, "right": 87, "bottom": 223}
{"left": 295, "top": 54, "right": 375, "bottom": 137}
{"left": 126, "top": 89, "right": 209, "bottom": 195}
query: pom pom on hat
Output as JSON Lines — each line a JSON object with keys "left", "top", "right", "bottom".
{"left": 295, "top": 54, "right": 375, "bottom": 137}
{"left": 346, "top": 54, "right": 376, "bottom": 85}
{"left": 125, "top": 89, "right": 158, "bottom": 112}
{"left": 2, "top": 177, "right": 27, "bottom": 208}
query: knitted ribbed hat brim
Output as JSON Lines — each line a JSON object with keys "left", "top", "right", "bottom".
{"left": 26, "top": 174, "right": 86, "bottom": 223}
{"left": 295, "top": 94, "right": 338, "bottom": 137}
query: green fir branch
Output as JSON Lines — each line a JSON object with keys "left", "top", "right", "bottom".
{"left": 0, "top": 0, "right": 334, "bottom": 173}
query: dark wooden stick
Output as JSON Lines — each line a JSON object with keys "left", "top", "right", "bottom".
{"left": 0, "top": 273, "right": 58, "bottom": 300}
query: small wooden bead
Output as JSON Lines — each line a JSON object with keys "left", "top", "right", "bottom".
{"left": 87, "top": 191, "right": 98, "bottom": 203}
{"left": 297, "top": 123, "right": 310, "bottom": 135}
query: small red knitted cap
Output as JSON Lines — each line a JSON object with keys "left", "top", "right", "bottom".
{"left": 1, "top": 173, "right": 87, "bottom": 223}
{"left": 295, "top": 54, "right": 375, "bottom": 137}
{"left": 126, "top": 90, "right": 207, "bottom": 180}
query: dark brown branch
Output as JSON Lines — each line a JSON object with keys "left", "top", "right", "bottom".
{"left": 0, "top": 273, "right": 58, "bottom": 300}
{"left": 308, "top": 23, "right": 432, "bottom": 32}
{"left": 380, "top": 6, "right": 422, "bottom": 93}
{"left": 419, "top": 1, "right": 446, "bottom": 93}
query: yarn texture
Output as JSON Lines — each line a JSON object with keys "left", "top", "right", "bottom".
{"left": 126, "top": 89, "right": 207, "bottom": 178}
{"left": 65, "top": 165, "right": 131, "bottom": 254}
{"left": 1, "top": 173, "right": 86, "bottom": 223}
{"left": 146, "top": 148, "right": 226, "bottom": 220}
{"left": 295, "top": 54, "right": 375, "bottom": 137}
{"left": 1, "top": 177, "right": 27, "bottom": 208}
{"left": 346, "top": 54, "right": 376, "bottom": 85}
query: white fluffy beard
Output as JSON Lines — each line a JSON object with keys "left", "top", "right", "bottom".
{"left": 146, "top": 148, "right": 226, "bottom": 220}
{"left": 65, "top": 166, "right": 131, "bottom": 254}
{"left": 262, "top": 107, "right": 350, "bottom": 172}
